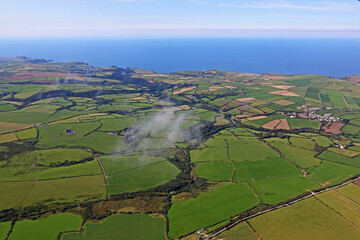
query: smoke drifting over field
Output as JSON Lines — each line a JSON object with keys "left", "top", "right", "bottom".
{"left": 142, "top": 108, "right": 186, "bottom": 144}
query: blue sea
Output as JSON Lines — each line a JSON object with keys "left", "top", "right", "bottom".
{"left": 0, "top": 38, "right": 359, "bottom": 78}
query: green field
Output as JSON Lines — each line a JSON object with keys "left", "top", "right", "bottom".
{"left": 15, "top": 127, "right": 37, "bottom": 139}
{"left": 248, "top": 197, "right": 360, "bottom": 240}
{"left": 287, "top": 118, "right": 321, "bottom": 129}
{"left": 0, "top": 160, "right": 101, "bottom": 181}
{"left": 100, "top": 154, "right": 167, "bottom": 175}
{"left": 9, "top": 213, "right": 82, "bottom": 240}
{"left": 318, "top": 151, "right": 360, "bottom": 168}
{"left": 61, "top": 214, "right": 166, "bottom": 240}
{"left": 307, "top": 161, "right": 360, "bottom": 186}
{"left": 106, "top": 161, "right": 179, "bottom": 194}
{"left": 337, "top": 183, "right": 360, "bottom": 203}
{"left": 98, "top": 117, "right": 136, "bottom": 131}
{"left": 249, "top": 176, "right": 320, "bottom": 204}
{"left": 2, "top": 58, "right": 360, "bottom": 239}
{"left": 167, "top": 183, "right": 259, "bottom": 238}
{"left": 0, "top": 175, "right": 106, "bottom": 210}
{"left": 317, "top": 190, "right": 360, "bottom": 226}
{"left": 196, "top": 161, "right": 234, "bottom": 181}
{"left": 190, "top": 147, "right": 228, "bottom": 162}
{"left": 0, "top": 221, "right": 11, "bottom": 240}
{"left": 269, "top": 142, "right": 320, "bottom": 168}
{"left": 233, "top": 156, "right": 301, "bottom": 182}
{"left": 217, "top": 221, "right": 257, "bottom": 240}
{"left": 228, "top": 139, "right": 278, "bottom": 161}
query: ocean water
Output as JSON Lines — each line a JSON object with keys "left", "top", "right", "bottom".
{"left": 0, "top": 38, "right": 359, "bottom": 78}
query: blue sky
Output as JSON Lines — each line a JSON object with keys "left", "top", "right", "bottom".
{"left": 1, "top": 0, "right": 360, "bottom": 38}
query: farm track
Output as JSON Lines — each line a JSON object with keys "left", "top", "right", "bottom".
{"left": 224, "top": 139, "right": 236, "bottom": 183}
{"left": 206, "top": 176, "right": 360, "bottom": 239}
{"left": 318, "top": 90, "right": 324, "bottom": 109}
{"left": 343, "top": 95, "right": 351, "bottom": 109}
{"left": 95, "top": 156, "right": 109, "bottom": 199}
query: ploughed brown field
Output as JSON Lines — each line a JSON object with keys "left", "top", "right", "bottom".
{"left": 269, "top": 90, "right": 299, "bottom": 97}
{"left": 173, "top": 86, "right": 196, "bottom": 95}
{"left": 322, "top": 122, "right": 345, "bottom": 134}
{"left": 247, "top": 116, "right": 267, "bottom": 121}
{"left": 262, "top": 119, "right": 290, "bottom": 130}
{"left": 236, "top": 97, "right": 255, "bottom": 102}
{"left": 343, "top": 76, "right": 360, "bottom": 83}
{"left": 2, "top": 72, "right": 81, "bottom": 81}
{"left": 354, "top": 179, "right": 360, "bottom": 187}
{"left": 265, "top": 76, "right": 291, "bottom": 80}
{"left": 273, "top": 99, "right": 295, "bottom": 106}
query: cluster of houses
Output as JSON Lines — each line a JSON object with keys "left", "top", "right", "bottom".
{"left": 283, "top": 110, "right": 343, "bottom": 124}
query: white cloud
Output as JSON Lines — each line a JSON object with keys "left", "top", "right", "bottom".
{"left": 191, "top": 0, "right": 360, "bottom": 12}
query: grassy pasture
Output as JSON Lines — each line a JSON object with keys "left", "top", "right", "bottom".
{"left": 136, "top": 137, "right": 171, "bottom": 150}
{"left": 287, "top": 118, "right": 320, "bottom": 129}
{"left": 317, "top": 190, "right": 360, "bottom": 226}
{"left": 204, "top": 138, "right": 227, "bottom": 147}
{"left": 341, "top": 124, "right": 360, "bottom": 135}
{"left": 7, "top": 148, "right": 92, "bottom": 166}
{"left": 99, "top": 117, "right": 136, "bottom": 131}
{"left": 249, "top": 176, "right": 320, "bottom": 204}
{"left": 38, "top": 121, "right": 101, "bottom": 138}
{"left": 0, "top": 221, "right": 11, "bottom": 240}
{"left": 307, "top": 161, "right": 360, "bottom": 186}
{"left": 0, "top": 122, "right": 30, "bottom": 134}
{"left": 14, "top": 90, "right": 40, "bottom": 99}
{"left": 197, "top": 110, "right": 219, "bottom": 122}
{"left": 62, "top": 214, "right": 166, "bottom": 240}
{"left": 228, "top": 139, "right": 278, "bottom": 161}
{"left": 195, "top": 161, "right": 234, "bottom": 181}
{"left": 16, "top": 127, "right": 37, "bottom": 139}
{"left": 9, "top": 213, "right": 82, "bottom": 240}
{"left": 106, "top": 161, "right": 179, "bottom": 194}
{"left": 337, "top": 184, "right": 360, "bottom": 203}
{"left": 0, "top": 102, "right": 16, "bottom": 111}
{"left": 61, "top": 214, "right": 165, "bottom": 240}
{"left": 329, "top": 95, "right": 348, "bottom": 109}
{"left": 0, "top": 175, "right": 106, "bottom": 210}
{"left": 0, "top": 132, "right": 18, "bottom": 144}
{"left": 0, "top": 160, "right": 101, "bottom": 181}
{"left": 37, "top": 130, "right": 127, "bottom": 154}
{"left": 217, "top": 221, "right": 257, "bottom": 240}
{"left": 34, "top": 148, "right": 92, "bottom": 166}
{"left": 327, "top": 147, "right": 360, "bottom": 157}
{"left": 249, "top": 197, "right": 360, "bottom": 240}
{"left": 289, "top": 136, "right": 316, "bottom": 150}
{"left": 167, "top": 183, "right": 259, "bottom": 238}
{"left": 318, "top": 151, "right": 360, "bottom": 168}
{"left": 190, "top": 147, "right": 228, "bottom": 162}
{"left": 270, "top": 142, "right": 320, "bottom": 169}
{"left": 311, "top": 135, "right": 333, "bottom": 147}
{"left": 233, "top": 157, "right": 301, "bottom": 182}
{"left": 17, "top": 104, "right": 60, "bottom": 114}
{"left": 100, "top": 154, "right": 167, "bottom": 175}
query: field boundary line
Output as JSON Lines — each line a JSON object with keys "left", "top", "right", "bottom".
{"left": 314, "top": 196, "right": 360, "bottom": 230}
{"left": 0, "top": 173, "right": 103, "bottom": 183}
{"left": 343, "top": 95, "right": 351, "bottom": 109}
{"left": 318, "top": 90, "right": 324, "bottom": 109}
{"left": 245, "top": 221, "right": 262, "bottom": 240}
{"left": 95, "top": 156, "right": 109, "bottom": 199}
{"left": 206, "top": 176, "right": 360, "bottom": 239}
{"left": 106, "top": 159, "right": 170, "bottom": 176}
{"left": 4, "top": 220, "right": 15, "bottom": 240}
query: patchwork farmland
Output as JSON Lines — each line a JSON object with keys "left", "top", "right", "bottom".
{"left": 0, "top": 57, "right": 360, "bottom": 239}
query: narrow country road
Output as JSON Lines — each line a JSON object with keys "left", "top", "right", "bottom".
{"left": 205, "top": 176, "right": 360, "bottom": 240}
